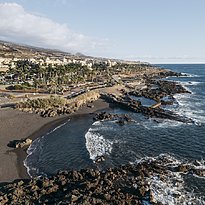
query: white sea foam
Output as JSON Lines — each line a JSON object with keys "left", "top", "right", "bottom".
{"left": 92, "top": 121, "right": 101, "bottom": 126}
{"left": 181, "top": 81, "right": 203, "bottom": 86}
{"left": 153, "top": 119, "right": 183, "bottom": 128}
{"left": 181, "top": 73, "right": 199, "bottom": 77}
{"left": 135, "top": 154, "right": 205, "bottom": 205}
{"left": 173, "top": 93, "right": 205, "bottom": 124}
{"left": 23, "top": 160, "right": 40, "bottom": 178}
{"left": 89, "top": 120, "right": 115, "bottom": 132}
{"left": 48, "top": 120, "right": 70, "bottom": 134}
{"left": 142, "top": 118, "right": 184, "bottom": 129}
{"left": 149, "top": 174, "right": 203, "bottom": 205}
{"left": 24, "top": 138, "right": 43, "bottom": 177}
{"left": 85, "top": 127, "right": 113, "bottom": 161}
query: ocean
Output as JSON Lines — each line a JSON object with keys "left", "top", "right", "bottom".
{"left": 24, "top": 64, "right": 205, "bottom": 204}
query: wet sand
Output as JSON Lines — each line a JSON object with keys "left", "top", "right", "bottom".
{"left": 0, "top": 99, "right": 110, "bottom": 183}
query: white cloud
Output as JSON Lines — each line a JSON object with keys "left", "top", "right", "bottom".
{"left": 0, "top": 3, "right": 106, "bottom": 54}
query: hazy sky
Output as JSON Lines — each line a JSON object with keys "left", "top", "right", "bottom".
{"left": 0, "top": 0, "right": 205, "bottom": 63}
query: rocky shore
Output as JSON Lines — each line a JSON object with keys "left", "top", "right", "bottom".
{"left": 0, "top": 67, "right": 200, "bottom": 204}
{"left": 14, "top": 68, "right": 193, "bottom": 125}
{"left": 101, "top": 93, "right": 194, "bottom": 124}
{"left": 0, "top": 154, "right": 204, "bottom": 205}
{"left": 129, "top": 79, "right": 190, "bottom": 103}
{"left": 93, "top": 112, "right": 135, "bottom": 125}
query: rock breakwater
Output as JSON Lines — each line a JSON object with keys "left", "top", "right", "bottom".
{"left": 101, "top": 93, "right": 194, "bottom": 124}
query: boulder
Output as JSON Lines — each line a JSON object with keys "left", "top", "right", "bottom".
{"left": 95, "top": 156, "right": 106, "bottom": 163}
{"left": 193, "top": 169, "right": 205, "bottom": 177}
{"left": 176, "top": 164, "right": 190, "bottom": 173}
{"left": 8, "top": 138, "right": 32, "bottom": 148}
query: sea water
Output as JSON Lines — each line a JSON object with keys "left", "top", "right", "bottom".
{"left": 24, "top": 64, "right": 205, "bottom": 204}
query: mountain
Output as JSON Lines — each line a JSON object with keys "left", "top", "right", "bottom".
{"left": 0, "top": 40, "right": 73, "bottom": 59}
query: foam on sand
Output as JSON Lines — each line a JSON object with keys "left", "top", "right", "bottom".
{"left": 24, "top": 120, "right": 70, "bottom": 177}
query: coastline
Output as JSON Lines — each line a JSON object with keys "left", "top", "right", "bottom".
{"left": 0, "top": 71, "right": 193, "bottom": 183}
{"left": 1, "top": 65, "right": 205, "bottom": 204}
{"left": 0, "top": 99, "right": 110, "bottom": 183}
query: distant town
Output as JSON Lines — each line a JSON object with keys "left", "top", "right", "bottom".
{"left": 0, "top": 40, "right": 151, "bottom": 106}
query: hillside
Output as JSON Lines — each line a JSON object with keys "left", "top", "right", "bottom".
{"left": 0, "top": 40, "right": 73, "bottom": 59}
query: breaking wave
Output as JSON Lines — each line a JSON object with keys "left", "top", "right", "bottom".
{"left": 136, "top": 154, "right": 205, "bottom": 205}
{"left": 85, "top": 121, "right": 114, "bottom": 161}
{"left": 181, "top": 81, "right": 203, "bottom": 86}
{"left": 181, "top": 73, "right": 199, "bottom": 77}
{"left": 173, "top": 93, "right": 205, "bottom": 124}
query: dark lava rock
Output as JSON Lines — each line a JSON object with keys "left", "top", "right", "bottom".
{"left": 101, "top": 93, "right": 194, "bottom": 124}
{"left": 7, "top": 138, "right": 32, "bottom": 148}
{"left": 94, "top": 112, "right": 135, "bottom": 126}
{"left": 0, "top": 161, "right": 167, "bottom": 205}
{"left": 95, "top": 156, "right": 106, "bottom": 163}
{"left": 193, "top": 168, "right": 205, "bottom": 177}
{"left": 175, "top": 164, "right": 191, "bottom": 172}
{"left": 0, "top": 155, "right": 201, "bottom": 205}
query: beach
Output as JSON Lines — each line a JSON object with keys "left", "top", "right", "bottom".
{"left": 0, "top": 65, "right": 205, "bottom": 204}
{"left": 0, "top": 99, "right": 110, "bottom": 183}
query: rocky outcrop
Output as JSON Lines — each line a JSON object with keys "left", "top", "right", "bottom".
{"left": 93, "top": 112, "right": 135, "bottom": 125}
{"left": 99, "top": 76, "right": 194, "bottom": 124}
{"left": 129, "top": 80, "right": 191, "bottom": 103}
{"left": 0, "top": 155, "right": 204, "bottom": 205}
{"left": 101, "top": 93, "right": 194, "bottom": 124}
{"left": 7, "top": 138, "right": 32, "bottom": 148}
{"left": 155, "top": 70, "right": 184, "bottom": 78}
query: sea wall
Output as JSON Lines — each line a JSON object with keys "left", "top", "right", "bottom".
{"left": 16, "top": 91, "right": 100, "bottom": 117}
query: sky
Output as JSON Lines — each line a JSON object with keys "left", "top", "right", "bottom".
{"left": 0, "top": 0, "right": 205, "bottom": 63}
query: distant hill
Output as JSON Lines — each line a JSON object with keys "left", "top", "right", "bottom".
{"left": 0, "top": 40, "right": 145, "bottom": 65}
{"left": 0, "top": 40, "right": 75, "bottom": 59}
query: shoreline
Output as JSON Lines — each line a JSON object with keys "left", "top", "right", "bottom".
{"left": 14, "top": 115, "right": 72, "bottom": 180}
{"left": 0, "top": 70, "right": 192, "bottom": 183}
{"left": 0, "top": 98, "right": 110, "bottom": 183}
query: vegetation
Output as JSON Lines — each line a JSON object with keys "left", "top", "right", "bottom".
{"left": 0, "top": 60, "right": 152, "bottom": 93}
{"left": 16, "top": 95, "right": 68, "bottom": 109}
{"left": 16, "top": 91, "right": 100, "bottom": 117}
{"left": 6, "top": 82, "right": 32, "bottom": 90}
